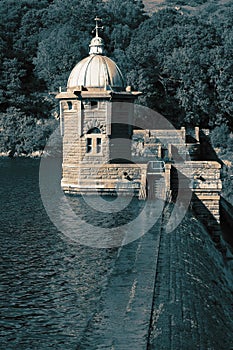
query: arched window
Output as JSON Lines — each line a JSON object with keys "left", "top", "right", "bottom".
{"left": 87, "top": 127, "right": 101, "bottom": 134}
{"left": 86, "top": 128, "right": 102, "bottom": 155}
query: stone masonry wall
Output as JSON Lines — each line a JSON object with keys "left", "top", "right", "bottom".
{"left": 62, "top": 164, "right": 147, "bottom": 195}
{"left": 62, "top": 100, "right": 82, "bottom": 187}
{"left": 174, "top": 161, "right": 222, "bottom": 223}
{"left": 62, "top": 100, "right": 111, "bottom": 187}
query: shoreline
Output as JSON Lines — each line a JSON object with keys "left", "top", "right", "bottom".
{"left": 0, "top": 151, "right": 44, "bottom": 158}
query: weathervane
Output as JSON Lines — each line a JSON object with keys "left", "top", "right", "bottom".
{"left": 92, "top": 16, "right": 104, "bottom": 37}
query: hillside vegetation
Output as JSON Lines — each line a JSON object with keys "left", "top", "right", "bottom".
{"left": 143, "top": 0, "right": 231, "bottom": 12}
{"left": 0, "top": 0, "right": 232, "bottom": 159}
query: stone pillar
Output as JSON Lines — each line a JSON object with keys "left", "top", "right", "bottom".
{"left": 165, "top": 163, "right": 171, "bottom": 200}
{"left": 181, "top": 126, "right": 186, "bottom": 140}
{"left": 168, "top": 144, "right": 172, "bottom": 159}
{"left": 158, "top": 144, "right": 162, "bottom": 158}
{"left": 195, "top": 126, "right": 200, "bottom": 142}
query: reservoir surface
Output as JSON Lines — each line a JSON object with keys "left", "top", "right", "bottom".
{"left": 0, "top": 158, "right": 118, "bottom": 348}
{"left": 0, "top": 158, "right": 161, "bottom": 349}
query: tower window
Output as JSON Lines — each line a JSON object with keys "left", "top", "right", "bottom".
{"left": 85, "top": 133, "right": 102, "bottom": 155}
{"left": 86, "top": 138, "right": 92, "bottom": 153}
{"left": 67, "top": 101, "right": 73, "bottom": 110}
{"left": 83, "top": 101, "right": 98, "bottom": 109}
{"left": 91, "top": 101, "right": 98, "bottom": 109}
{"left": 96, "top": 138, "right": 102, "bottom": 153}
{"left": 85, "top": 127, "right": 103, "bottom": 155}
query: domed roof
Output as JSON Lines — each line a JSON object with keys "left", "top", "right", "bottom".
{"left": 67, "top": 54, "right": 125, "bottom": 90}
{"left": 67, "top": 17, "right": 125, "bottom": 91}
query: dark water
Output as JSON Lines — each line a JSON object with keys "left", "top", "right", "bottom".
{"left": 0, "top": 158, "right": 123, "bottom": 349}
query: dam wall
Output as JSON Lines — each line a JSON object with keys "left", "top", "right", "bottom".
{"left": 76, "top": 204, "right": 233, "bottom": 349}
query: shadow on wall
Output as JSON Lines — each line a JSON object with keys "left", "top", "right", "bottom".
{"left": 199, "top": 131, "right": 233, "bottom": 251}
{"left": 170, "top": 166, "right": 229, "bottom": 256}
{"left": 191, "top": 192, "right": 229, "bottom": 257}
{"left": 170, "top": 166, "right": 192, "bottom": 204}
{"left": 199, "top": 130, "right": 224, "bottom": 163}
{"left": 220, "top": 197, "right": 233, "bottom": 251}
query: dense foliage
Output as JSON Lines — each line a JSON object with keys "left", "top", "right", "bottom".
{"left": 0, "top": 0, "right": 232, "bottom": 156}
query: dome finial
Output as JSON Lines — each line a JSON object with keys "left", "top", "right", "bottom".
{"left": 89, "top": 17, "right": 104, "bottom": 55}
{"left": 92, "top": 16, "right": 104, "bottom": 38}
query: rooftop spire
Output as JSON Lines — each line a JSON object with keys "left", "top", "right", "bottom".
{"left": 92, "top": 17, "right": 104, "bottom": 38}
{"left": 89, "top": 17, "right": 104, "bottom": 55}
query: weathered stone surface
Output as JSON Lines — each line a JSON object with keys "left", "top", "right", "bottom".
{"left": 148, "top": 206, "right": 233, "bottom": 350}
{"left": 78, "top": 204, "right": 163, "bottom": 350}
{"left": 174, "top": 162, "right": 222, "bottom": 222}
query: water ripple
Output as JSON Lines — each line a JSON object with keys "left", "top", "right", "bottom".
{"left": 0, "top": 158, "right": 118, "bottom": 349}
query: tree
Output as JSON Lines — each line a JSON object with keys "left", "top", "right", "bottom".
{"left": 0, "top": 107, "right": 58, "bottom": 156}
{"left": 124, "top": 7, "right": 232, "bottom": 128}
{"left": 1, "top": 0, "right": 233, "bottom": 154}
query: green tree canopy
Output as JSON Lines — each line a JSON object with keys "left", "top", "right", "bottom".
{"left": 0, "top": 0, "right": 233, "bottom": 155}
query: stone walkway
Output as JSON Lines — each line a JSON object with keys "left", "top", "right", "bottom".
{"left": 77, "top": 202, "right": 163, "bottom": 350}
{"left": 77, "top": 204, "right": 233, "bottom": 350}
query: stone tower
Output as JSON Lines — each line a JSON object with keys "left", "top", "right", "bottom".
{"left": 56, "top": 18, "right": 141, "bottom": 194}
